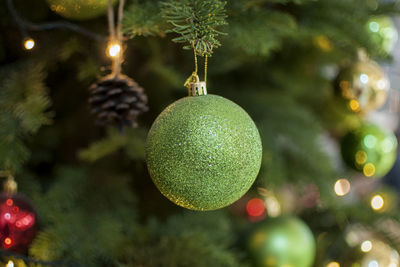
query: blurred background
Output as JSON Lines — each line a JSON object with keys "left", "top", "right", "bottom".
{"left": 1, "top": 0, "right": 400, "bottom": 266}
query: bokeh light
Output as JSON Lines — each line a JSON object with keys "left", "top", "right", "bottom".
{"left": 363, "top": 163, "right": 376, "bottom": 177}
{"left": 361, "top": 240, "right": 373, "bottom": 252}
{"left": 4, "top": 237, "right": 12, "bottom": 246}
{"left": 349, "top": 99, "right": 360, "bottom": 111}
{"left": 6, "top": 261, "right": 14, "bottom": 267}
{"left": 371, "top": 195, "right": 384, "bottom": 211}
{"left": 363, "top": 135, "right": 377, "bottom": 148}
{"left": 246, "top": 198, "right": 265, "bottom": 217}
{"left": 24, "top": 38, "right": 35, "bottom": 50}
{"left": 107, "top": 43, "right": 121, "bottom": 58}
{"left": 326, "top": 261, "right": 340, "bottom": 267}
{"left": 355, "top": 150, "right": 367, "bottom": 165}
{"left": 334, "top": 178, "right": 351, "bottom": 196}
{"left": 360, "top": 73, "right": 369, "bottom": 84}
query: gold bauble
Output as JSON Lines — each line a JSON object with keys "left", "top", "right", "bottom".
{"left": 337, "top": 59, "right": 390, "bottom": 113}
{"left": 46, "top": 0, "right": 116, "bottom": 20}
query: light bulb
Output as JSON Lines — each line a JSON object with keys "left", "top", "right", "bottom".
{"left": 24, "top": 38, "right": 35, "bottom": 50}
{"left": 107, "top": 43, "right": 121, "bottom": 58}
{"left": 6, "top": 260, "right": 14, "bottom": 267}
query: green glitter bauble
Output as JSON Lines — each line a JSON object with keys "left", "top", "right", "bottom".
{"left": 46, "top": 0, "right": 115, "bottom": 20}
{"left": 145, "top": 94, "right": 262, "bottom": 211}
{"left": 366, "top": 16, "right": 398, "bottom": 54}
{"left": 247, "top": 216, "right": 316, "bottom": 267}
{"left": 340, "top": 123, "right": 397, "bottom": 178}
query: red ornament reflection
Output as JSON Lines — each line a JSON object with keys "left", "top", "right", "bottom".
{"left": 0, "top": 194, "right": 37, "bottom": 252}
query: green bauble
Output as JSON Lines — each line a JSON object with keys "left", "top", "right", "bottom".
{"left": 46, "top": 0, "right": 115, "bottom": 20}
{"left": 247, "top": 216, "right": 316, "bottom": 267}
{"left": 366, "top": 16, "right": 398, "bottom": 54}
{"left": 146, "top": 94, "right": 262, "bottom": 211}
{"left": 340, "top": 123, "right": 397, "bottom": 178}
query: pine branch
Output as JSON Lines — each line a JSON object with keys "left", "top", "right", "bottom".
{"left": 123, "top": 1, "right": 166, "bottom": 37}
{"left": 227, "top": 8, "right": 297, "bottom": 57}
{"left": 161, "top": 0, "right": 228, "bottom": 56}
{"left": 30, "top": 166, "right": 138, "bottom": 266}
{"left": 0, "top": 63, "right": 52, "bottom": 172}
{"left": 78, "top": 128, "right": 127, "bottom": 163}
{"left": 129, "top": 211, "right": 246, "bottom": 267}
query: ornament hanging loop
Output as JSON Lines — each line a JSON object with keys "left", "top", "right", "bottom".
{"left": 184, "top": 48, "right": 208, "bottom": 96}
{"left": 0, "top": 171, "right": 17, "bottom": 195}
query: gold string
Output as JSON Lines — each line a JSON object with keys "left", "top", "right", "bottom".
{"left": 107, "top": 0, "right": 115, "bottom": 41}
{"left": 204, "top": 55, "right": 208, "bottom": 84}
{"left": 194, "top": 49, "right": 198, "bottom": 75}
{"left": 184, "top": 49, "right": 200, "bottom": 90}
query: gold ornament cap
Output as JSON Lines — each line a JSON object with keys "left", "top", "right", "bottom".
{"left": 3, "top": 176, "right": 17, "bottom": 195}
{"left": 189, "top": 81, "right": 207, "bottom": 96}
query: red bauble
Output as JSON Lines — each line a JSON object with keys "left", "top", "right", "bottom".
{"left": 0, "top": 194, "right": 37, "bottom": 251}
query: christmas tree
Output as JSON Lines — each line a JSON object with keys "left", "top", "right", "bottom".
{"left": 1, "top": 0, "right": 400, "bottom": 266}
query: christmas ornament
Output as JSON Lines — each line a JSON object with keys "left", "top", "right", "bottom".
{"left": 247, "top": 216, "right": 316, "bottom": 267}
{"left": 146, "top": 82, "right": 262, "bottom": 211}
{"left": 0, "top": 194, "right": 37, "bottom": 252}
{"left": 46, "top": 0, "right": 116, "bottom": 21}
{"left": 336, "top": 59, "right": 390, "bottom": 113}
{"left": 0, "top": 176, "right": 36, "bottom": 252}
{"left": 366, "top": 16, "right": 398, "bottom": 54}
{"left": 340, "top": 123, "right": 397, "bottom": 178}
{"left": 89, "top": 74, "right": 148, "bottom": 128}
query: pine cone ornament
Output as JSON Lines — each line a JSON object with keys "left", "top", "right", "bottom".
{"left": 89, "top": 74, "right": 148, "bottom": 128}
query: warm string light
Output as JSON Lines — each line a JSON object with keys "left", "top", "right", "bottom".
{"left": 371, "top": 194, "right": 384, "bottom": 211}
{"left": 361, "top": 240, "right": 373, "bottom": 252}
{"left": 334, "top": 178, "right": 351, "bottom": 196}
{"left": 107, "top": 42, "right": 121, "bottom": 58}
{"left": 23, "top": 38, "right": 35, "bottom": 50}
{"left": 6, "top": 260, "right": 14, "bottom": 267}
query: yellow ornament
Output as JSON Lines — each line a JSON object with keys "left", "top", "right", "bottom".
{"left": 336, "top": 59, "right": 390, "bottom": 113}
{"left": 46, "top": 0, "right": 116, "bottom": 20}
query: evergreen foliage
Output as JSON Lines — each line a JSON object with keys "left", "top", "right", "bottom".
{"left": 0, "top": 63, "right": 52, "bottom": 173}
{"left": 0, "top": 0, "right": 399, "bottom": 266}
{"left": 161, "top": 0, "right": 227, "bottom": 56}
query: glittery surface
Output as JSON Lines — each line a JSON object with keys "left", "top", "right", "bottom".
{"left": 46, "top": 0, "right": 114, "bottom": 20}
{"left": 146, "top": 94, "right": 262, "bottom": 211}
{"left": 341, "top": 123, "right": 397, "bottom": 178}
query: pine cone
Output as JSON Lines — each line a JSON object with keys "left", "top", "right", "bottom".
{"left": 88, "top": 74, "right": 148, "bottom": 128}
